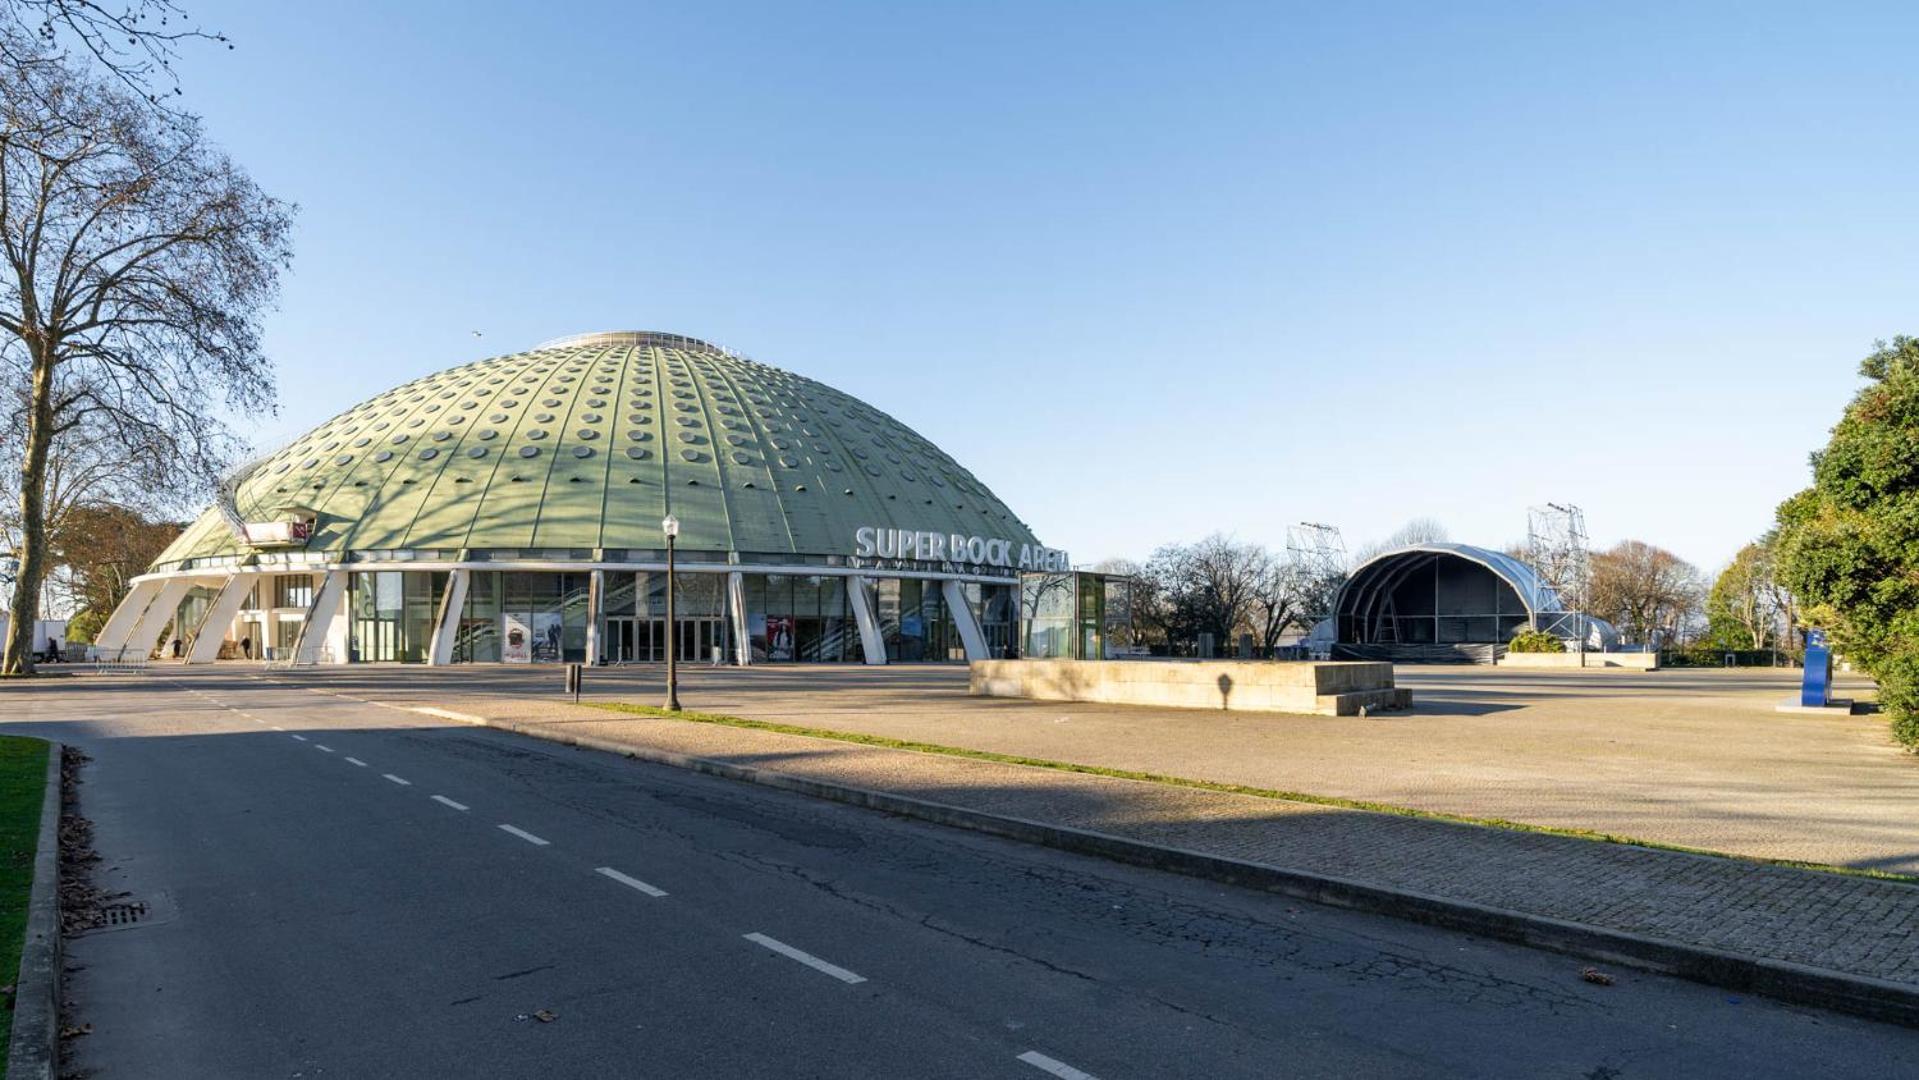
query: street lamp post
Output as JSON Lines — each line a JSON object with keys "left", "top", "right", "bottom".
{"left": 662, "top": 515, "right": 681, "bottom": 712}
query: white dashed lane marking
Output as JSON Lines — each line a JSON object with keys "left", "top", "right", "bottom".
{"left": 595, "top": 866, "right": 668, "bottom": 898}
{"left": 431, "top": 795, "right": 469, "bottom": 811}
{"left": 498, "top": 824, "right": 550, "bottom": 847}
{"left": 382, "top": 774, "right": 412, "bottom": 786}
{"left": 1017, "top": 1052, "right": 1100, "bottom": 1080}
{"left": 743, "top": 933, "right": 867, "bottom": 985}
{"left": 345, "top": 758, "right": 368, "bottom": 767}
{"left": 290, "top": 734, "right": 308, "bottom": 742}
{"left": 315, "top": 745, "right": 335, "bottom": 753}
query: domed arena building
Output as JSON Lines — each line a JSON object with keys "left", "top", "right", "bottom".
{"left": 94, "top": 331, "right": 1074, "bottom": 666}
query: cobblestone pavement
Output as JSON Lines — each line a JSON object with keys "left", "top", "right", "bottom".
{"left": 237, "top": 665, "right": 1919, "bottom": 993}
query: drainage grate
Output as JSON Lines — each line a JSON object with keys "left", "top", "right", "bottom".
{"left": 99, "top": 902, "right": 149, "bottom": 927}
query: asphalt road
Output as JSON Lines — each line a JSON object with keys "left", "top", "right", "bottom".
{"left": 6, "top": 671, "right": 1917, "bottom": 1078}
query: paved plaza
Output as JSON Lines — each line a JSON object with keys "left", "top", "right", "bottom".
{"left": 287, "top": 661, "right": 1912, "bottom": 872}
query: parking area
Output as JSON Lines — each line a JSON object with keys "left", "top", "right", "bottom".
{"left": 179, "top": 661, "right": 1915, "bottom": 872}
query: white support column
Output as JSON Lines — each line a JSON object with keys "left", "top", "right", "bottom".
{"left": 298, "top": 570, "right": 349, "bottom": 665}
{"left": 95, "top": 578, "right": 164, "bottom": 657}
{"left": 941, "top": 579, "right": 989, "bottom": 662}
{"left": 126, "top": 577, "right": 196, "bottom": 662}
{"left": 585, "top": 569, "right": 603, "bottom": 665}
{"left": 728, "top": 571, "right": 750, "bottom": 666}
{"left": 426, "top": 569, "right": 470, "bottom": 666}
{"left": 849, "top": 576, "right": 887, "bottom": 666}
{"left": 186, "top": 574, "right": 251, "bottom": 664}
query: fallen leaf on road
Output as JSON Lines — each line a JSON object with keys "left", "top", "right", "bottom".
{"left": 533, "top": 1009, "right": 558, "bottom": 1023}
{"left": 1580, "top": 967, "right": 1614, "bottom": 986}
{"left": 58, "top": 1023, "right": 91, "bottom": 1039}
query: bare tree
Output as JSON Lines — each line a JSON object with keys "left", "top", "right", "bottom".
{"left": 1588, "top": 540, "right": 1703, "bottom": 647}
{"left": 1143, "top": 534, "right": 1265, "bottom": 657}
{"left": 0, "top": 37, "right": 290, "bottom": 673}
{"left": 1, "top": 1, "right": 229, "bottom": 104}
{"left": 1248, "top": 551, "right": 1310, "bottom": 657}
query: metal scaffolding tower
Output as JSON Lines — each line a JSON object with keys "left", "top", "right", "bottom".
{"left": 1526, "top": 503, "right": 1591, "bottom": 645}
{"left": 1286, "top": 522, "right": 1349, "bottom": 627}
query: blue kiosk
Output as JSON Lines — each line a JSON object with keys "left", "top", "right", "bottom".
{"left": 1780, "top": 628, "right": 1853, "bottom": 714}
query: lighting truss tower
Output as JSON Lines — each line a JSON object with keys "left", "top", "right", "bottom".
{"left": 1286, "top": 522, "right": 1349, "bottom": 625}
{"left": 1525, "top": 503, "right": 1591, "bottom": 646}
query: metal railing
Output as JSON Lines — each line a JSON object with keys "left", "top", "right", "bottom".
{"left": 91, "top": 647, "right": 150, "bottom": 674}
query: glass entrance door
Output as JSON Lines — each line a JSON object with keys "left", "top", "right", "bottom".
{"left": 624, "top": 618, "right": 726, "bottom": 662}
{"left": 605, "top": 616, "right": 637, "bottom": 663}
{"left": 679, "top": 618, "right": 725, "bottom": 664}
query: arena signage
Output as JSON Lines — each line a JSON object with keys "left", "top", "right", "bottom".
{"left": 853, "top": 526, "right": 1069, "bottom": 572}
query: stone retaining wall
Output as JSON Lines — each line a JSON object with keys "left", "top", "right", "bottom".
{"left": 969, "top": 659, "right": 1409, "bottom": 715}
{"left": 1498, "top": 651, "right": 1659, "bottom": 670}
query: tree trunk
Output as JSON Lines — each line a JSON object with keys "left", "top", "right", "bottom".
{"left": 3, "top": 344, "right": 56, "bottom": 676}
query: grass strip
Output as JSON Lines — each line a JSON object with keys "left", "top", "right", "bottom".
{"left": 0, "top": 736, "right": 50, "bottom": 1077}
{"left": 589, "top": 701, "right": 1918, "bottom": 885}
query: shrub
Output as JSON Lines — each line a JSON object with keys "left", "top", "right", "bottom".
{"left": 1507, "top": 629, "right": 1565, "bottom": 653}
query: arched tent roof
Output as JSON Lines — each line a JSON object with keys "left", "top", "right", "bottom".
{"left": 1339, "top": 543, "right": 1561, "bottom": 620}
{"left": 1334, "top": 542, "right": 1618, "bottom": 649}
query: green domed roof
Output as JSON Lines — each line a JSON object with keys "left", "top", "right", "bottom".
{"left": 152, "top": 332, "right": 1038, "bottom": 569}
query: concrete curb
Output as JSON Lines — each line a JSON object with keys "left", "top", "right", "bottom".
{"left": 466, "top": 713, "right": 1919, "bottom": 1029}
{"left": 7, "top": 742, "right": 63, "bottom": 1080}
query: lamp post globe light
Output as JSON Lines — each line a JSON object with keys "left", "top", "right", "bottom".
{"left": 662, "top": 515, "right": 680, "bottom": 712}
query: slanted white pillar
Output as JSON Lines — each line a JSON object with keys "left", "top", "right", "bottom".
{"left": 127, "top": 577, "right": 196, "bottom": 661}
{"left": 728, "top": 570, "right": 750, "bottom": 666}
{"left": 186, "top": 574, "right": 252, "bottom": 664}
{"left": 96, "top": 578, "right": 165, "bottom": 657}
{"left": 426, "top": 569, "right": 470, "bottom": 666}
{"left": 585, "top": 569, "right": 603, "bottom": 665}
{"left": 848, "top": 575, "right": 887, "bottom": 666}
{"left": 940, "top": 579, "right": 989, "bottom": 662}
{"left": 297, "top": 570, "right": 350, "bottom": 665}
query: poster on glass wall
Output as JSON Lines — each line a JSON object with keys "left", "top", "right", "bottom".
{"left": 747, "top": 612, "right": 768, "bottom": 662}
{"left": 503, "top": 613, "right": 532, "bottom": 663}
{"left": 765, "top": 615, "right": 795, "bottom": 662}
{"left": 532, "top": 611, "right": 563, "bottom": 662}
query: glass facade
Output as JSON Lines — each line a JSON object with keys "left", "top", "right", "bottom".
{"left": 599, "top": 570, "right": 728, "bottom": 664}
{"left": 1019, "top": 573, "right": 1112, "bottom": 660}
{"left": 273, "top": 574, "right": 315, "bottom": 609}
{"left": 349, "top": 571, "right": 448, "bottom": 663}
{"left": 171, "top": 585, "right": 220, "bottom": 657}
{"left": 340, "top": 567, "right": 1020, "bottom": 665}
{"left": 457, "top": 572, "right": 594, "bottom": 663}
{"left": 744, "top": 574, "right": 858, "bottom": 663}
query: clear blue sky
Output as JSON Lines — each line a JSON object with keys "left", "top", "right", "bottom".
{"left": 176, "top": 1, "right": 1917, "bottom": 572}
